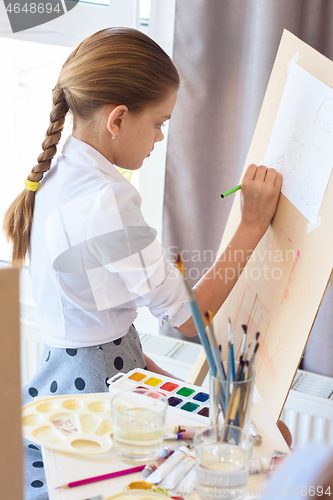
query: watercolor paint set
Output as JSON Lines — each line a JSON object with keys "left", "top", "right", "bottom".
{"left": 22, "top": 393, "right": 113, "bottom": 454}
{"left": 107, "top": 368, "right": 210, "bottom": 423}
{"left": 22, "top": 369, "right": 210, "bottom": 455}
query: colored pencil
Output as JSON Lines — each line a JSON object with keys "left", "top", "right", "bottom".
{"left": 56, "top": 465, "right": 146, "bottom": 489}
{"left": 220, "top": 184, "right": 241, "bottom": 198}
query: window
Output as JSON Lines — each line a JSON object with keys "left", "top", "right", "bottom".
{"left": 0, "top": 0, "right": 139, "bottom": 46}
{"left": 0, "top": 38, "right": 73, "bottom": 261}
{"left": 139, "top": 0, "right": 150, "bottom": 29}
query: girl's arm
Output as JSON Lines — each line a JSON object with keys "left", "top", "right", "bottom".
{"left": 177, "top": 164, "right": 282, "bottom": 337}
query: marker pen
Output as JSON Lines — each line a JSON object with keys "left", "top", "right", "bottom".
{"left": 221, "top": 184, "right": 241, "bottom": 198}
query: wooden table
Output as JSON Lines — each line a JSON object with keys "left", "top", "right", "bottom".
{"left": 43, "top": 386, "right": 289, "bottom": 499}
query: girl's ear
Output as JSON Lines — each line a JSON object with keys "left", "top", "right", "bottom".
{"left": 106, "top": 105, "right": 128, "bottom": 139}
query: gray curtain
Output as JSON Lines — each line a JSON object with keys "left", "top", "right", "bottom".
{"left": 162, "top": 0, "right": 333, "bottom": 377}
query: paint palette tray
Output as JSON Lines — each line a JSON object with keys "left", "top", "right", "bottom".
{"left": 108, "top": 368, "right": 210, "bottom": 423}
{"left": 22, "top": 393, "right": 113, "bottom": 454}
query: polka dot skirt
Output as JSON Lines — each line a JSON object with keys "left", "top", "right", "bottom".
{"left": 22, "top": 325, "right": 146, "bottom": 500}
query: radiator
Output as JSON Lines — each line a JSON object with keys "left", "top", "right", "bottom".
{"left": 281, "top": 370, "right": 333, "bottom": 448}
{"left": 20, "top": 303, "right": 333, "bottom": 448}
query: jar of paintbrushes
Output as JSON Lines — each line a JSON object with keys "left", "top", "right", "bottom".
{"left": 174, "top": 255, "right": 259, "bottom": 430}
{"left": 209, "top": 321, "right": 259, "bottom": 430}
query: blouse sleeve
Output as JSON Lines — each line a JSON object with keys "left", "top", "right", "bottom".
{"left": 86, "top": 180, "right": 192, "bottom": 328}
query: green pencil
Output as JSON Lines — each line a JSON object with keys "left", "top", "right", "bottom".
{"left": 221, "top": 184, "right": 241, "bottom": 198}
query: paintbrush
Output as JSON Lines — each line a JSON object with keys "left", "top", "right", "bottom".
{"left": 239, "top": 342, "right": 260, "bottom": 428}
{"left": 248, "top": 332, "right": 260, "bottom": 363}
{"left": 242, "top": 343, "right": 252, "bottom": 379}
{"left": 220, "top": 384, "right": 241, "bottom": 442}
{"left": 243, "top": 343, "right": 251, "bottom": 363}
{"left": 235, "top": 354, "right": 244, "bottom": 381}
{"left": 226, "top": 339, "right": 231, "bottom": 409}
{"left": 204, "top": 310, "right": 227, "bottom": 415}
{"left": 228, "top": 317, "right": 235, "bottom": 381}
{"left": 248, "top": 342, "right": 260, "bottom": 376}
{"left": 175, "top": 255, "right": 216, "bottom": 375}
{"left": 220, "top": 355, "right": 245, "bottom": 433}
{"left": 204, "top": 311, "right": 226, "bottom": 381}
{"left": 239, "top": 324, "right": 248, "bottom": 358}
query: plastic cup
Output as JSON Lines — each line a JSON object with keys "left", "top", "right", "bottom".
{"left": 111, "top": 388, "right": 168, "bottom": 463}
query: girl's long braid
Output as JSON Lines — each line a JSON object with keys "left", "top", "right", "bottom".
{"left": 3, "top": 87, "right": 69, "bottom": 266}
{"left": 28, "top": 88, "right": 69, "bottom": 183}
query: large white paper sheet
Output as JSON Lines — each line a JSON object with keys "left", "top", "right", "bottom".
{"left": 264, "top": 63, "right": 333, "bottom": 225}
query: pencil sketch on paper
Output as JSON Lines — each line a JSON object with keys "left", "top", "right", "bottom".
{"left": 231, "top": 285, "right": 279, "bottom": 385}
{"left": 313, "top": 98, "right": 333, "bottom": 150}
{"left": 264, "top": 63, "right": 333, "bottom": 225}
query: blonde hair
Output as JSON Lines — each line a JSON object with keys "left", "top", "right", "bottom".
{"left": 3, "top": 27, "right": 180, "bottom": 267}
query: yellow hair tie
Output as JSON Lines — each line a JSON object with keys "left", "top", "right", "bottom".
{"left": 25, "top": 179, "right": 40, "bottom": 192}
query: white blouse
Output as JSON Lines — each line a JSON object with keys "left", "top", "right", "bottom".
{"left": 29, "top": 135, "right": 191, "bottom": 348}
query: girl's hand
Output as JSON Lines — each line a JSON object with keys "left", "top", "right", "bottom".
{"left": 240, "top": 164, "right": 282, "bottom": 236}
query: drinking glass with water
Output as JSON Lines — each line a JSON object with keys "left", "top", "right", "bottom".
{"left": 111, "top": 388, "right": 168, "bottom": 463}
{"left": 194, "top": 424, "right": 254, "bottom": 500}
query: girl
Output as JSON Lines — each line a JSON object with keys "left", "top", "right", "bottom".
{"left": 3, "top": 27, "right": 281, "bottom": 499}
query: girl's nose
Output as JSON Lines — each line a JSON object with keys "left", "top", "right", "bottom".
{"left": 155, "top": 129, "right": 164, "bottom": 143}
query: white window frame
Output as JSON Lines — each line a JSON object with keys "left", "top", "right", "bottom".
{"left": 0, "top": 0, "right": 139, "bottom": 47}
{"left": 138, "top": 0, "right": 176, "bottom": 240}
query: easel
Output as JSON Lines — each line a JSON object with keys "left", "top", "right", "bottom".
{"left": 187, "top": 31, "right": 333, "bottom": 422}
